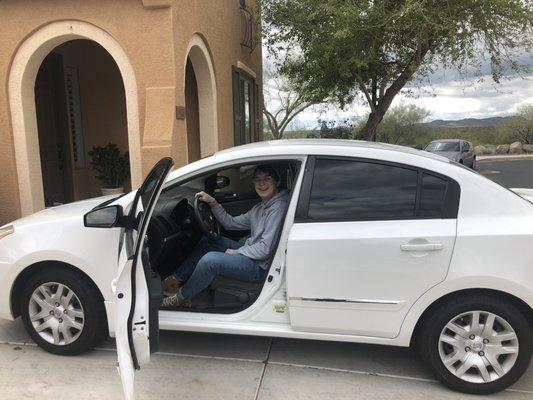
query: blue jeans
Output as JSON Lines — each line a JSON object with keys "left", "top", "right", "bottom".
{"left": 175, "top": 236, "right": 263, "bottom": 300}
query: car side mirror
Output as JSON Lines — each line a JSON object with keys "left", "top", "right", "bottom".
{"left": 84, "top": 205, "right": 125, "bottom": 228}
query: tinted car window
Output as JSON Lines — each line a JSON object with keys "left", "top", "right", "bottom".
{"left": 308, "top": 159, "right": 418, "bottom": 220}
{"left": 419, "top": 173, "right": 448, "bottom": 218}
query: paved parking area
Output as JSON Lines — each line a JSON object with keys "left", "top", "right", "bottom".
{"left": 1, "top": 318, "right": 532, "bottom": 399}
{"left": 2, "top": 157, "right": 533, "bottom": 399}
{"left": 477, "top": 158, "right": 533, "bottom": 189}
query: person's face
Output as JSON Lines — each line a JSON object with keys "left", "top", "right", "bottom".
{"left": 252, "top": 170, "right": 278, "bottom": 201}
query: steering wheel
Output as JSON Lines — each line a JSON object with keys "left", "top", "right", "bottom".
{"left": 193, "top": 196, "right": 221, "bottom": 240}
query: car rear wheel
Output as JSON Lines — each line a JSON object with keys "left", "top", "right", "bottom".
{"left": 418, "top": 295, "right": 532, "bottom": 394}
{"left": 21, "top": 267, "right": 106, "bottom": 355}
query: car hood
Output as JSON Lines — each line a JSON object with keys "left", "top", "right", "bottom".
{"left": 5, "top": 195, "right": 119, "bottom": 229}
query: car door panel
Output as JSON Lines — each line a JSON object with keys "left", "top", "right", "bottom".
{"left": 286, "top": 156, "right": 459, "bottom": 339}
{"left": 286, "top": 219, "right": 456, "bottom": 338}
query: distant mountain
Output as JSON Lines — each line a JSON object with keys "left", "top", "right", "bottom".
{"left": 426, "top": 116, "right": 512, "bottom": 128}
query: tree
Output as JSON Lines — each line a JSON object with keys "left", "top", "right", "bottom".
{"left": 262, "top": 0, "right": 532, "bottom": 141}
{"left": 376, "top": 103, "right": 430, "bottom": 145}
{"left": 509, "top": 104, "right": 533, "bottom": 144}
{"left": 263, "top": 64, "right": 318, "bottom": 139}
{"left": 309, "top": 118, "right": 362, "bottom": 140}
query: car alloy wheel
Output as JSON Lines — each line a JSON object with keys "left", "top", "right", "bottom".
{"left": 418, "top": 295, "right": 532, "bottom": 394}
{"left": 28, "top": 282, "right": 85, "bottom": 346}
{"left": 21, "top": 266, "right": 106, "bottom": 355}
{"left": 438, "top": 310, "right": 518, "bottom": 384}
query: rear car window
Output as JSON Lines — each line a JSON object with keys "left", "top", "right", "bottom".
{"left": 419, "top": 173, "right": 448, "bottom": 218}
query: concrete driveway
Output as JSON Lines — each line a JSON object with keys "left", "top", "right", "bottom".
{"left": 1, "top": 318, "right": 532, "bottom": 399}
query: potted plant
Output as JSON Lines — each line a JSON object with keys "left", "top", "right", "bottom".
{"left": 88, "top": 143, "right": 130, "bottom": 196}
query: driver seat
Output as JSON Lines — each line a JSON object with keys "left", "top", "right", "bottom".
{"left": 209, "top": 205, "right": 289, "bottom": 310}
{"left": 210, "top": 276, "right": 262, "bottom": 308}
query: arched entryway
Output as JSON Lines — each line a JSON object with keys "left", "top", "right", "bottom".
{"left": 184, "top": 35, "right": 218, "bottom": 162}
{"left": 8, "top": 21, "right": 141, "bottom": 215}
{"left": 35, "top": 40, "right": 130, "bottom": 206}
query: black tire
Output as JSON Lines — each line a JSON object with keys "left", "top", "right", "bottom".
{"left": 20, "top": 266, "right": 107, "bottom": 355}
{"left": 418, "top": 295, "right": 532, "bottom": 394}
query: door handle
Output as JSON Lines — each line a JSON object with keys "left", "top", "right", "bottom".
{"left": 400, "top": 243, "right": 443, "bottom": 251}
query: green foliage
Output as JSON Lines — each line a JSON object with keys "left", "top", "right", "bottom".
{"left": 377, "top": 104, "right": 431, "bottom": 144}
{"left": 309, "top": 118, "right": 362, "bottom": 140}
{"left": 262, "top": 0, "right": 532, "bottom": 139}
{"left": 506, "top": 104, "right": 533, "bottom": 144}
{"left": 88, "top": 143, "right": 130, "bottom": 188}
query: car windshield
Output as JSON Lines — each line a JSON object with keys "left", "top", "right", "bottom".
{"left": 425, "top": 142, "right": 460, "bottom": 152}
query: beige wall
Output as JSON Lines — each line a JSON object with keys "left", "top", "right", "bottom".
{"left": 0, "top": 0, "right": 262, "bottom": 225}
{"left": 172, "top": 0, "right": 263, "bottom": 154}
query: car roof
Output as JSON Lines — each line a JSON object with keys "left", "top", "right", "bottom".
{"left": 428, "top": 139, "right": 462, "bottom": 143}
{"left": 215, "top": 139, "right": 446, "bottom": 162}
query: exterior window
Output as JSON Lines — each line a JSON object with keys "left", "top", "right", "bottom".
{"left": 232, "top": 67, "right": 259, "bottom": 146}
{"left": 307, "top": 159, "right": 418, "bottom": 221}
{"left": 419, "top": 173, "right": 448, "bottom": 218}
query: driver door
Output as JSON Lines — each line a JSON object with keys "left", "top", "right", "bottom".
{"left": 114, "top": 157, "right": 174, "bottom": 400}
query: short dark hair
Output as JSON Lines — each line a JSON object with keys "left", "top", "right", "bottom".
{"left": 253, "top": 164, "right": 280, "bottom": 182}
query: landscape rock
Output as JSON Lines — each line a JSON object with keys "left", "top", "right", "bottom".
{"left": 496, "top": 144, "right": 510, "bottom": 154}
{"left": 509, "top": 141, "right": 523, "bottom": 154}
{"left": 474, "top": 145, "right": 487, "bottom": 155}
{"left": 523, "top": 144, "right": 533, "bottom": 153}
{"left": 484, "top": 145, "right": 497, "bottom": 154}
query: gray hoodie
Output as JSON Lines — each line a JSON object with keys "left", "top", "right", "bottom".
{"left": 210, "top": 190, "right": 290, "bottom": 269}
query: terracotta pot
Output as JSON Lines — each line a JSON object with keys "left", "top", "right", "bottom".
{"left": 101, "top": 187, "right": 124, "bottom": 196}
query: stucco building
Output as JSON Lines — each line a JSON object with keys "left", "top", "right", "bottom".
{"left": 0, "top": 0, "right": 263, "bottom": 225}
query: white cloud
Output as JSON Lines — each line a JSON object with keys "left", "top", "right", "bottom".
{"left": 283, "top": 75, "right": 532, "bottom": 128}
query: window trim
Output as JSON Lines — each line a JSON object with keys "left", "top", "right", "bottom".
{"left": 232, "top": 66, "right": 259, "bottom": 146}
{"left": 295, "top": 155, "right": 460, "bottom": 223}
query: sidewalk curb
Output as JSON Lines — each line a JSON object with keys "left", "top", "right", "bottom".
{"left": 478, "top": 154, "right": 533, "bottom": 161}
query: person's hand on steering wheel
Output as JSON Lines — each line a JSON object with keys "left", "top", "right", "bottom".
{"left": 196, "top": 191, "right": 217, "bottom": 206}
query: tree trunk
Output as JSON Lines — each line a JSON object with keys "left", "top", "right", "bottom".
{"left": 361, "top": 110, "right": 387, "bottom": 141}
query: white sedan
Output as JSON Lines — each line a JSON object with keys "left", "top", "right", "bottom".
{"left": 1, "top": 140, "right": 532, "bottom": 398}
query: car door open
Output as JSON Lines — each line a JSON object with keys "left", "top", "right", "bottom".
{"left": 110, "top": 157, "right": 173, "bottom": 400}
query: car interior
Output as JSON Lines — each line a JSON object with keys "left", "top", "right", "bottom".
{"left": 147, "top": 159, "right": 300, "bottom": 314}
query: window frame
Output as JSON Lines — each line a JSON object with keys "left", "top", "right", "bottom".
{"left": 232, "top": 66, "right": 260, "bottom": 146}
{"left": 295, "top": 156, "right": 460, "bottom": 223}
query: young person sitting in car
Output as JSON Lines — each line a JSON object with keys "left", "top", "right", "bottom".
{"left": 162, "top": 164, "right": 290, "bottom": 307}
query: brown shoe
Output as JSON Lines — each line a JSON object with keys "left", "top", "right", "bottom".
{"left": 162, "top": 276, "right": 181, "bottom": 296}
{"left": 161, "top": 294, "right": 192, "bottom": 308}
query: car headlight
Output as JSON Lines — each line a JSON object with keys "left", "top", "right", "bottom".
{"left": 0, "top": 225, "right": 14, "bottom": 240}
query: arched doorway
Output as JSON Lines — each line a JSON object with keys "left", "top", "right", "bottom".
{"left": 185, "top": 35, "right": 218, "bottom": 162}
{"left": 8, "top": 21, "right": 142, "bottom": 216}
{"left": 35, "top": 40, "right": 130, "bottom": 206}
{"left": 185, "top": 57, "right": 201, "bottom": 162}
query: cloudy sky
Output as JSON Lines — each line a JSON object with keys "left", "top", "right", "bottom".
{"left": 264, "top": 50, "right": 532, "bottom": 128}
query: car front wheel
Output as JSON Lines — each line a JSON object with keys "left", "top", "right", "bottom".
{"left": 418, "top": 295, "right": 532, "bottom": 394}
{"left": 21, "top": 267, "right": 106, "bottom": 355}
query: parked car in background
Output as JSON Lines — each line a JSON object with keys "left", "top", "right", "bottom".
{"left": 424, "top": 139, "right": 476, "bottom": 169}
{"left": 1, "top": 140, "right": 533, "bottom": 398}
